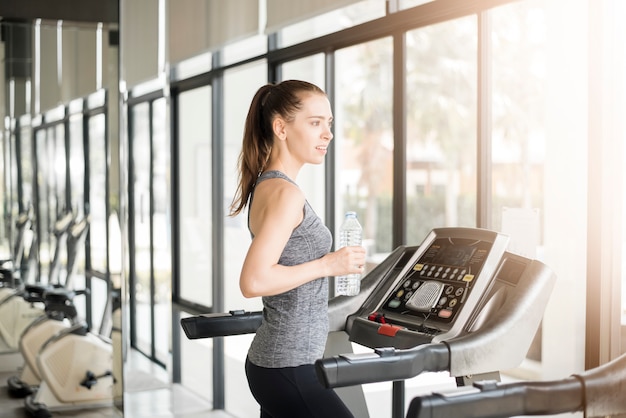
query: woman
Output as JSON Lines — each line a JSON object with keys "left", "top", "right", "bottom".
{"left": 230, "top": 80, "right": 366, "bottom": 418}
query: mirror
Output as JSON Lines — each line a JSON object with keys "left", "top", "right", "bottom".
{"left": 0, "top": 9, "right": 122, "bottom": 416}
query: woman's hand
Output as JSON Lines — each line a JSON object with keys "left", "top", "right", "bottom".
{"left": 323, "top": 245, "right": 367, "bottom": 277}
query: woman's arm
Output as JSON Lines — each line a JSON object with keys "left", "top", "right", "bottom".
{"left": 240, "top": 180, "right": 365, "bottom": 298}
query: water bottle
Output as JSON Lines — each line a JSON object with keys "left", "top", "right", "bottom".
{"left": 335, "top": 211, "right": 362, "bottom": 296}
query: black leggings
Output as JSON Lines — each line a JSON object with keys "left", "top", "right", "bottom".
{"left": 245, "top": 357, "right": 355, "bottom": 418}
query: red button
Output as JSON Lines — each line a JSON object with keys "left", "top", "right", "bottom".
{"left": 378, "top": 324, "right": 402, "bottom": 337}
{"left": 438, "top": 309, "right": 452, "bottom": 319}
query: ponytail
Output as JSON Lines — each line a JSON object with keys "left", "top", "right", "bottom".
{"left": 230, "top": 80, "right": 325, "bottom": 216}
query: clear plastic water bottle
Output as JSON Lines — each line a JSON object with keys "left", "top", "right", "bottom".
{"left": 335, "top": 211, "right": 362, "bottom": 296}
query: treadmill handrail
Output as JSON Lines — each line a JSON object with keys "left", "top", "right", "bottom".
{"left": 315, "top": 342, "right": 450, "bottom": 388}
{"left": 406, "top": 379, "right": 583, "bottom": 418}
{"left": 405, "top": 352, "right": 626, "bottom": 418}
{"left": 180, "top": 310, "right": 263, "bottom": 339}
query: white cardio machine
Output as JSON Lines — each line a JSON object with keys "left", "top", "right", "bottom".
{"left": 0, "top": 211, "right": 74, "bottom": 371}
{"left": 7, "top": 215, "right": 89, "bottom": 397}
{"left": 18, "top": 217, "right": 117, "bottom": 418}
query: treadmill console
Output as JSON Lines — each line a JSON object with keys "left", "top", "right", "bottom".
{"left": 383, "top": 236, "right": 493, "bottom": 324}
{"left": 347, "top": 227, "right": 510, "bottom": 349}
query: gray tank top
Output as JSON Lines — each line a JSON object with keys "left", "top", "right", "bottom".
{"left": 247, "top": 170, "right": 333, "bottom": 368}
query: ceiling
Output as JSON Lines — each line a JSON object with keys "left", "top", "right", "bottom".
{"left": 0, "top": 0, "right": 118, "bottom": 24}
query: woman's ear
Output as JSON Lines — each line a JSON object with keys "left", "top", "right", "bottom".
{"left": 272, "top": 117, "right": 287, "bottom": 141}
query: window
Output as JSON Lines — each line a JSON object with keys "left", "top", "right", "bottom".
{"left": 69, "top": 113, "right": 85, "bottom": 217}
{"left": 489, "top": 0, "right": 588, "bottom": 377}
{"left": 175, "top": 85, "right": 216, "bottom": 406}
{"left": 405, "top": 16, "right": 478, "bottom": 241}
{"left": 130, "top": 102, "right": 152, "bottom": 355}
{"left": 152, "top": 98, "right": 171, "bottom": 363}
{"left": 178, "top": 86, "right": 213, "bottom": 307}
{"left": 335, "top": 37, "right": 394, "bottom": 259}
{"left": 278, "top": 0, "right": 386, "bottom": 48}
{"left": 222, "top": 61, "right": 267, "bottom": 417}
{"left": 129, "top": 97, "right": 172, "bottom": 365}
{"left": 87, "top": 112, "right": 110, "bottom": 333}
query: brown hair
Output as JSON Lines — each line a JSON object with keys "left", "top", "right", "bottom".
{"left": 229, "top": 80, "right": 326, "bottom": 216}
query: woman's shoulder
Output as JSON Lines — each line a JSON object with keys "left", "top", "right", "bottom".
{"left": 250, "top": 177, "right": 305, "bottom": 233}
{"left": 256, "top": 176, "right": 303, "bottom": 205}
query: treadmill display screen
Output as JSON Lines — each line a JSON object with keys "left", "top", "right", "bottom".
{"left": 382, "top": 237, "right": 493, "bottom": 325}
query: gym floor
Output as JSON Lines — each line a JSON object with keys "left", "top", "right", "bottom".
{"left": 0, "top": 349, "right": 235, "bottom": 418}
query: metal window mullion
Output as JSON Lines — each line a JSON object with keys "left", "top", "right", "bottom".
{"left": 212, "top": 51, "right": 226, "bottom": 409}
{"left": 64, "top": 106, "right": 71, "bottom": 215}
{"left": 170, "top": 82, "right": 182, "bottom": 384}
{"left": 148, "top": 100, "right": 157, "bottom": 362}
{"left": 325, "top": 52, "right": 336, "bottom": 235}
{"left": 83, "top": 101, "right": 94, "bottom": 329}
{"left": 477, "top": 11, "right": 492, "bottom": 229}
{"left": 392, "top": 32, "right": 407, "bottom": 249}
{"left": 127, "top": 105, "right": 137, "bottom": 348}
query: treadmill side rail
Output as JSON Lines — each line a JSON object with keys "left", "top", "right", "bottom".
{"left": 180, "top": 310, "right": 263, "bottom": 339}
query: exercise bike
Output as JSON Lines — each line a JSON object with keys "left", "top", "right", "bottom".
{"left": 0, "top": 210, "right": 32, "bottom": 288}
{"left": 7, "top": 216, "right": 90, "bottom": 397}
{"left": 0, "top": 212, "right": 74, "bottom": 371}
{"left": 0, "top": 211, "right": 39, "bottom": 353}
{"left": 21, "top": 219, "right": 117, "bottom": 417}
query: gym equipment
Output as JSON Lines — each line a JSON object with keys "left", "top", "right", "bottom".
{"left": 0, "top": 212, "right": 75, "bottom": 371}
{"left": 0, "top": 210, "right": 33, "bottom": 287}
{"left": 182, "top": 227, "right": 556, "bottom": 418}
{"left": 405, "top": 351, "right": 626, "bottom": 418}
{"left": 7, "top": 216, "right": 91, "bottom": 396}
{"left": 23, "top": 299, "right": 114, "bottom": 418}
{"left": 20, "top": 218, "right": 117, "bottom": 417}
{"left": 0, "top": 210, "right": 35, "bottom": 311}
{"left": 7, "top": 288, "right": 85, "bottom": 397}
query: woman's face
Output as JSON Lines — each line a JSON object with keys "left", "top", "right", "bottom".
{"left": 284, "top": 93, "right": 334, "bottom": 166}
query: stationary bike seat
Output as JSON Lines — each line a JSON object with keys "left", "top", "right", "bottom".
{"left": 23, "top": 284, "right": 52, "bottom": 303}
{"left": 43, "top": 288, "right": 79, "bottom": 321}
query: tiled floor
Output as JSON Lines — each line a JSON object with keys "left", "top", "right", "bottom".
{"left": 0, "top": 350, "right": 234, "bottom": 418}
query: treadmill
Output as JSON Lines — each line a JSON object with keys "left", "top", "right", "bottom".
{"left": 182, "top": 227, "right": 557, "bottom": 418}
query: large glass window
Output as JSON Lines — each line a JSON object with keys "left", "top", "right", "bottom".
{"left": 34, "top": 128, "right": 50, "bottom": 282}
{"left": 177, "top": 86, "right": 215, "bottom": 407}
{"left": 178, "top": 86, "right": 212, "bottom": 307}
{"left": 87, "top": 112, "right": 110, "bottom": 333}
{"left": 490, "top": 0, "right": 588, "bottom": 379}
{"left": 491, "top": 2, "right": 546, "bottom": 235}
{"left": 130, "top": 102, "right": 152, "bottom": 356}
{"left": 52, "top": 124, "right": 67, "bottom": 218}
{"left": 278, "top": 0, "right": 386, "bottom": 48}
{"left": 130, "top": 97, "right": 172, "bottom": 366}
{"left": 35, "top": 123, "right": 67, "bottom": 284}
{"left": 69, "top": 113, "right": 85, "bottom": 217}
{"left": 19, "top": 117, "right": 33, "bottom": 214}
{"left": 222, "top": 34, "right": 267, "bottom": 67}
{"left": 2, "top": 124, "right": 19, "bottom": 260}
{"left": 222, "top": 61, "right": 266, "bottom": 417}
{"left": 17, "top": 118, "right": 33, "bottom": 276}
{"left": 405, "top": 17, "right": 478, "bottom": 242}
{"left": 335, "top": 37, "right": 394, "bottom": 261}
{"left": 66, "top": 111, "right": 87, "bottom": 317}
{"left": 152, "top": 97, "right": 171, "bottom": 364}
